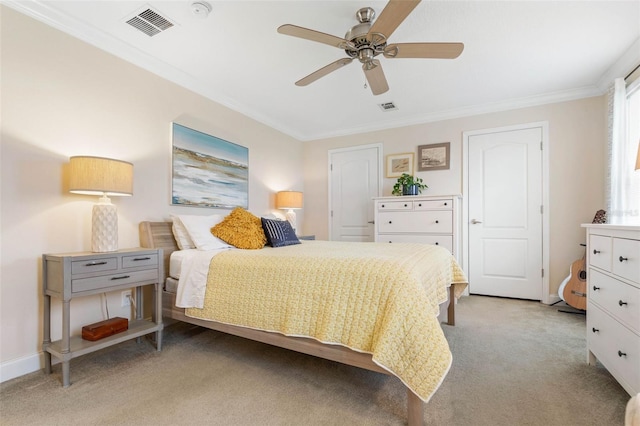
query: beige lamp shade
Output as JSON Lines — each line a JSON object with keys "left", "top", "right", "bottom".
{"left": 69, "top": 156, "right": 133, "bottom": 196}
{"left": 275, "top": 191, "right": 303, "bottom": 209}
{"left": 69, "top": 156, "right": 133, "bottom": 253}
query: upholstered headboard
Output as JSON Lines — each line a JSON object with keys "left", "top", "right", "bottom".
{"left": 139, "top": 221, "right": 178, "bottom": 280}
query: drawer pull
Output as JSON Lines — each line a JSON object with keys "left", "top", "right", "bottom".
{"left": 618, "top": 300, "right": 628, "bottom": 306}
{"left": 435, "top": 220, "right": 439, "bottom": 224}
{"left": 592, "top": 285, "right": 600, "bottom": 291}
{"left": 444, "top": 202, "right": 448, "bottom": 206}
{"left": 618, "top": 256, "right": 628, "bottom": 262}
{"left": 435, "top": 242, "right": 439, "bottom": 245}
{"left": 133, "top": 257, "right": 151, "bottom": 261}
{"left": 110, "top": 275, "right": 131, "bottom": 281}
{"left": 618, "top": 350, "right": 627, "bottom": 358}
{"left": 388, "top": 241, "right": 392, "bottom": 243}
{"left": 404, "top": 204, "right": 408, "bottom": 207}
{"left": 593, "top": 249, "right": 601, "bottom": 255}
{"left": 388, "top": 221, "right": 392, "bottom": 224}
{"left": 85, "top": 261, "right": 107, "bottom": 266}
{"left": 381, "top": 204, "right": 385, "bottom": 208}
{"left": 418, "top": 203, "right": 422, "bottom": 207}
{"left": 592, "top": 327, "right": 599, "bottom": 333}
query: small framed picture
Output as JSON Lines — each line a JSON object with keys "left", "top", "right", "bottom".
{"left": 386, "top": 153, "right": 414, "bottom": 178}
{"left": 417, "top": 142, "right": 450, "bottom": 171}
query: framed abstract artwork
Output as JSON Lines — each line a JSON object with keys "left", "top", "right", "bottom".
{"left": 172, "top": 123, "right": 248, "bottom": 208}
{"left": 417, "top": 142, "right": 450, "bottom": 171}
{"left": 386, "top": 152, "right": 414, "bottom": 178}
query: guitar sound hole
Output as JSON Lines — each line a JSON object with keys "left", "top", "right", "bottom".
{"left": 579, "top": 271, "right": 587, "bottom": 280}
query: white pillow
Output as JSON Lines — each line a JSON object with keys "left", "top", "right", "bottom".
{"left": 170, "top": 215, "right": 196, "bottom": 250}
{"left": 173, "top": 214, "right": 231, "bottom": 250}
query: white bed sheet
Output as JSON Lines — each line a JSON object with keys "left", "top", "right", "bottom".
{"left": 171, "top": 248, "right": 230, "bottom": 309}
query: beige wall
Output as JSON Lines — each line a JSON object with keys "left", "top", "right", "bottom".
{"left": 0, "top": 7, "right": 303, "bottom": 380}
{"left": 303, "top": 96, "right": 607, "bottom": 299}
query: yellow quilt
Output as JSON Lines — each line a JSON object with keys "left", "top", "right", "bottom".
{"left": 186, "top": 241, "right": 467, "bottom": 402}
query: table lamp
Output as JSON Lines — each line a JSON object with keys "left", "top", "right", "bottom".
{"left": 69, "top": 156, "right": 133, "bottom": 252}
{"left": 275, "top": 191, "right": 303, "bottom": 232}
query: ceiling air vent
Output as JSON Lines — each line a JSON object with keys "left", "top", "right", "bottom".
{"left": 378, "top": 102, "right": 398, "bottom": 112}
{"left": 125, "top": 7, "right": 174, "bottom": 37}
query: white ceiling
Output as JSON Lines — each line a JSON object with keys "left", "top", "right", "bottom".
{"left": 7, "top": 1, "right": 640, "bottom": 141}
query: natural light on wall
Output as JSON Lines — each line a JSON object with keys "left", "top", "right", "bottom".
{"left": 607, "top": 68, "right": 640, "bottom": 225}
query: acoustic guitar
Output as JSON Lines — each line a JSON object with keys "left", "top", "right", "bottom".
{"left": 562, "top": 252, "right": 587, "bottom": 310}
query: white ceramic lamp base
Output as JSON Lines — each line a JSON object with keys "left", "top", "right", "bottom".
{"left": 92, "top": 201, "right": 118, "bottom": 252}
{"left": 285, "top": 209, "right": 297, "bottom": 233}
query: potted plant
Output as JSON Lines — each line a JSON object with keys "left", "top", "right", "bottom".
{"left": 392, "top": 173, "right": 428, "bottom": 196}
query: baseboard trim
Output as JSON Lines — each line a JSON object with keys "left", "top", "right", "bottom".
{"left": 0, "top": 352, "right": 42, "bottom": 383}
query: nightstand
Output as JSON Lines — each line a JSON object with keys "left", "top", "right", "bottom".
{"left": 42, "top": 248, "right": 163, "bottom": 387}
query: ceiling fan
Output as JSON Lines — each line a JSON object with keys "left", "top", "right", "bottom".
{"left": 277, "top": 0, "right": 464, "bottom": 96}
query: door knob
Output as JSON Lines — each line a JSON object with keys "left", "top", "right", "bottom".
{"left": 471, "top": 219, "right": 483, "bottom": 224}
{"left": 367, "top": 220, "right": 375, "bottom": 224}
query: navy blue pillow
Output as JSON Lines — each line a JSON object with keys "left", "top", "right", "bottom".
{"left": 261, "top": 218, "right": 301, "bottom": 248}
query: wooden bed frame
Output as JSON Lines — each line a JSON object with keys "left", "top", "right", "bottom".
{"left": 139, "top": 221, "right": 459, "bottom": 425}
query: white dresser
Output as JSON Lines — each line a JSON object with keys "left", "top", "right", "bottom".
{"left": 583, "top": 224, "right": 640, "bottom": 396}
{"left": 374, "top": 195, "right": 461, "bottom": 261}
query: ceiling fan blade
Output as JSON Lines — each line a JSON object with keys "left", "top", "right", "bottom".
{"left": 383, "top": 42, "right": 464, "bottom": 59}
{"left": 295, "top": 58, "right": 354, "bottom": 87}
{"left": 278, "top": 24, "right": 347, "bottom": 49}
{"left": 362, "top": 60, "right": 389, "bottom": 96}
{"left": 368, "top": 0, "right": 421, "bottom": 40}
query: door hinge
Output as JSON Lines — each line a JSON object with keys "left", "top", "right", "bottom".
{"left": 540, "top": 205, "right": 544, "bottom": 214}
{"left": 541, "top": 269, "right": 544, "bottom": 278}
{"left": 330, "top": 210, "right": 333, "bottom": 217}
{"left": 330, "top": 164, "right": 333, "bottom": 171}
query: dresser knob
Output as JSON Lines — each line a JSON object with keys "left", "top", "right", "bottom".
{"left": 435, "top": 220, "right": 439, "bottom": 224}
{"left": 388, "top": 221, "right": 392, "bottom": 224}
{"left": 418, "top": 203, "right": 422, "bottom": 207}
{"left": 404, "top": 204, "right": 408, "bottom": 207}
{"left": 388, "top": 241, "right": 392, "bottom": 243}
{"left": 381, "top": 204, "right": 385, "bottom": 208}
{"left": 444, "top": 202, "right": 448, "bottom": 206}
{"left": 593, "top": 249, "right": 601, "bottom": 254}
{"left": 592, "top": 327, "right": 599, "bottom": 333}
{"left": 619, "top": 256, "right": 628, "bottom": 262}
{"left": 435, "top": 242, "right": 439, "bottom": 245}
{"left": 592, "top": 286, "right": 600, "bottom": 291}
{"left": 619, "top": 300, "right": 628, "bottom": 306}
{"left": 618, "top": 350, "right": 627, "bottom": 358}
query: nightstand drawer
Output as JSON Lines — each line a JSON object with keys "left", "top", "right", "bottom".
{"left": 380, "top": 234, "right": 453, "bottom": 252}
{"left": 72, "top": 257, "right": 118, "bottom": 275}
{"left": 72, "top": 269, "right": 158, "bottom": 293}
{"left": 123, "top": 253, "right": 158, "bottom": 269}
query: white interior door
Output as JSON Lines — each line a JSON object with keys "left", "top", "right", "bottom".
{"left": 329, "top": 144, "right": 382, "bottom": 241}
{"left": 467, "top": 126, "right": 544, "bottom": 300}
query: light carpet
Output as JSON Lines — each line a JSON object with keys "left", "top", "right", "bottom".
{"left": 0, "top": 295, "right": 631, "bottom": 425}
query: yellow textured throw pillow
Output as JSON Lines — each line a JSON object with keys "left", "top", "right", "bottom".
{"left": 211, "top": 208, "right": 266, "bottom": 249}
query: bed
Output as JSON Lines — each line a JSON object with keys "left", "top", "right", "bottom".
{"left": 139, "top": 219, "right": 467, "bottom": 425}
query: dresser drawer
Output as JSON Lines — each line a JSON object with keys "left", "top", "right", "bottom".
{"left": 377, "top": 201, "right": 413, "bottom": 210}
{"left": 379, "top": 235, "right": 453, "bottom": 252}
{"left": 122, "top": 253, "right": 159, "bottom": 269}
{"left": 587, "top": 304, "right": 640, "bottom": 394}
{"left": 72, "top": 269, "right": 159, "bottom": 293}
{"left": 413, "top": 199, "right": 453, "bottom": 210}
{"left": 612, "top": 237, "right": 640, "bottom": 284}
{"left": 71, "top": 257, "right": 118, "bottom": 275}
{"left": 589, "top": 234, "right": 612, "bottom": 272}
{"left": 589, "top": 269, "right": 640, "bottom": 333}
{"left": 378, "top": 211, "right": 453, "bottom": 234}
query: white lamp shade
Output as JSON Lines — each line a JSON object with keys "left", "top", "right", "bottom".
{"left": 69, "top": 156, "right": 133, "bottom": 196}
{"left": 275, "top": 191, "right": 303, "bottom": 209}
{"left": 69, "top": 156, "right": 133, "bottom": 252}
